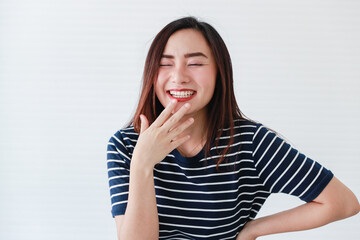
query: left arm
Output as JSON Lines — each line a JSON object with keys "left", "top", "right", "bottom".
{"left": 237, "top": 176, "right": 360, "bottom": 240}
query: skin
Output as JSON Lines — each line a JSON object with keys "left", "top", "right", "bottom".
{"left": 114, "top": 29, "right": 360, "bottom": 239}
{"left": 155, "top": 29, "right": 217, "bottom": 157}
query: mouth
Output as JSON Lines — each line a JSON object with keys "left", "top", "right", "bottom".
{"left": 166, "top": 89, "right": 197, "bottom": 102}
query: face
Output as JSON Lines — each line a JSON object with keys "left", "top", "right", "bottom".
{"left": 155, "top": 29, "right": 217, "bottom": 116}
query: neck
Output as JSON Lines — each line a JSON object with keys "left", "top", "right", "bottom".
{"left": 177, "top": 108, "right": 209, "bottom": 158}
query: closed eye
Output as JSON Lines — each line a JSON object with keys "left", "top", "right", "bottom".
{"left": 189, "top": 64, "right": 203, "bottom": 66}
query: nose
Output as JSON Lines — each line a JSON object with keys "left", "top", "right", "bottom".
{"left": 171, "top": 64, "right": 189, "bottom": 84}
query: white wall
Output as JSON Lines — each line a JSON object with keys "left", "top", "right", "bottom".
{"left": 0, "top": 0, "right": 359, "bottom": 239}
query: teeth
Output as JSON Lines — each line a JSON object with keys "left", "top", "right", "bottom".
{"left": 169, "top": 91, "right": 195, "bottom": 98}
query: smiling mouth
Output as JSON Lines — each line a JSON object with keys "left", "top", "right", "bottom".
{"left": 168, "top": 90, "right": 195, "bottom": 98}
{"left": 167, "top": 90, "right": 197, "bottom": 102}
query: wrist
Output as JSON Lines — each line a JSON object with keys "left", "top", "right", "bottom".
{"left": 130, "top": 155, "right": 154, "bottom": 176}
{"left": 243, "top": 220, "right": 259, "bottom": 239}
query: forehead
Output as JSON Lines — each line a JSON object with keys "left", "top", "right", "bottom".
{"left": 163, "top": 29, "right": 212, "bottom": 55}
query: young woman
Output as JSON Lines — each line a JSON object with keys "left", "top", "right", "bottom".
{"left": 107, "top": 17, "right": 359, "bottom": 240}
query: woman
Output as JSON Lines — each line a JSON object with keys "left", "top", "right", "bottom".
{"left": 107, "top": 17, "right": 359, "bottom": 240}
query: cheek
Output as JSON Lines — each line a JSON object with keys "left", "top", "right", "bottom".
{"left": 197, "top": 71, "right": 216, "bottom": 91}
{"left": 154, "top": 79, "right": 168, "bottom": 106}
{"left": 154, "top": 82, "right": 160, "bottom": 96}
{"left": 155, "top": 78, "right": 164, "bottom": 95}
{"left": 208, "top": 71, "right": 217, "bottom": 92}
{"left": 155, "top": 71, "right": 168, "bottom": 91}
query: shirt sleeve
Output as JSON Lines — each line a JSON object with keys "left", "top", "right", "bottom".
{"left": 107, "top": 130, "right": 131, "bottom": 217}
{"left": 252, "top": 123, "right": 333, "bottom": 202}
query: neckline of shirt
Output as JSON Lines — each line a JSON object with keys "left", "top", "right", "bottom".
{"left": 171, "top": 147, "right": 205, "bottom": 166}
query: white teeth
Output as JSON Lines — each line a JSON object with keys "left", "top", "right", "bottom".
{"left": 169, "top": 91, "right": 195, "bottom": 98}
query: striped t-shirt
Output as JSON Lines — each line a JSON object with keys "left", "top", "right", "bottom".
{"left": 106, "top": 119, "right": 333, "bottom": 240}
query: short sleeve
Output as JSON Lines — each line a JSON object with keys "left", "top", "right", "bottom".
{"left": 107, "top": 131, "right": 131, "bottom": 217}
{"left": 252, "top": 123, "right": 333, "bottom": 202}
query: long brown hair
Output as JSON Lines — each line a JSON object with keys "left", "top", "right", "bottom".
{"left": 130, "top": 16, "right": 255, "bottom": 171}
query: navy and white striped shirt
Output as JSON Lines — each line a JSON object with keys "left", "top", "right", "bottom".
{"left": 107, "top": 119, "right": 333, "bottom": 239}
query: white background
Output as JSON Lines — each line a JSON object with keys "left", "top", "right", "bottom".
{"left": 0, "top": 0, "right": 359, "bottom": 239}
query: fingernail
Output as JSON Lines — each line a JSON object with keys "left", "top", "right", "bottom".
{"left": 171, "top": 99, "right": 177, "bottom": 104}
{"left": 184, "top": 103, "right": 190, "bottom": 108}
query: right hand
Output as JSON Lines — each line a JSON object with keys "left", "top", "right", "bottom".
{"left": 131, "top": 99, "right": 194, "bottom": 170}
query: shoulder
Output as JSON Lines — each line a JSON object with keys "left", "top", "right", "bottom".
{"left": 224, "top": 118, "right": 277, "bottom": 144}
{"left": 108, "top": 125, "right": 139, "bottom": 150}
{"left": 228, "top": 118, "right": 263, "bottom": 135}
{"left": 107, "top": 125, "right": 139, "bottom": 165}
{"left": 231, "top": 119, "right": 276, "bottom": 137}
{"left": 234, "top": 118, "right": 258, "bottom": 128}
{"left": 214, "top": 118, "right": 262, "bottom": 144}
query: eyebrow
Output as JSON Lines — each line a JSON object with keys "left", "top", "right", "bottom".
{"left": 161, "top": 52, "right": 208, "bottom": 59}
